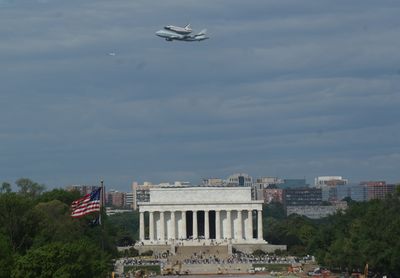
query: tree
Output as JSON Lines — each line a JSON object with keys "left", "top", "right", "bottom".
{"left": 0, "top": 193, "right": 37, "bottom": 252}
{"left": 15, "top": 178, "right": 45, "bottom": 197}
{"left": 108, "top": 211, "right": 140, "bottom": 245}
{"left": 308, "top": 196, "right": 400, "bottom": 276}
{"left": 0, "top": 182, "right": 12, "bottom": 193}
{"left": 12, "top": 241, "right": 111, "bottom": 278}
{"left": 0, "top": 233, "right": 13, "bottom": 278}
{"left": 36, "top": 189, "right": 81, "bottom": 206}
{"left": 31, "top": 200, "right": 84, "bottom": 247}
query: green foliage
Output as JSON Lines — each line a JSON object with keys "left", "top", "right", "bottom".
{"left": 15, "top": 178, "right": 45, "bottom": 197}
{"left": 108, "top": 211, "right": 139, "bottom": 245}
{"left": 264, "top": 211, "right": 316, "bottom": 255}
{"left": 119, "top": 247, "right": 139, "bottom": 258}
{"left": 141, "top": 250, "right": 153, "bottom": 256}
{"left": 12, "top": 241, "right": 111, "bottom": 278}
{"left": 0, "top": 233, "right": 13, "bottom": 278}
{"left": 263, "top": 203, "right": 285, "bottom": 219}
{"left": 308, "top": 191, "right": 400, "bottom": 276}
{"left": 31, "top": 200, "right": 84, "bottom": 247}
{"left": 0, "top": 193, "right": 37, "bottom": 252}
{"left": 0, "top": 181, "right": 116, "bottom": 278}
{"left": 37, "top": 189, "right": 81, "bottom": 206}
{"left": 0, "top": 182, "right": 12, "bottom": 193}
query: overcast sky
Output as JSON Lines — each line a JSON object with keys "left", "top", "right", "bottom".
{"left": 1, "top": 0, "right": 400, "bottom": 191}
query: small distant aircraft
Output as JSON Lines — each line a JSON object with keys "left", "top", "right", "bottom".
{"left": 164, "top": 24, "right": 192, "bottom": 34}
{"left": 156, "top": 25, "right": 209, "bottom": 42}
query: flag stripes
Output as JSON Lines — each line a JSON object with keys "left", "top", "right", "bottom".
{"left": 71, "top": 187, "right": 101, "bottom": 218}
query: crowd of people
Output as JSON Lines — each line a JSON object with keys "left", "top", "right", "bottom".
{"left": 118, "top": 257, "right": 162, "bottom": 267}
{"left": 116, "top": 250, "right": 315, "bottom": 273}
{"left": 179, "top": 251, "right": 311, "bottom": 265}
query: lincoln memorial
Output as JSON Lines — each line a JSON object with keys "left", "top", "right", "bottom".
{"left": 137, "top": 186, "right": 285, "bottom": 254}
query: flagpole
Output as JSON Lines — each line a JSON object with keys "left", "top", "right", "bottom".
{"left": 100, "top": 179, "right": 105, "bottom": 252}
{"left": 100, "top": 180, "right": 104, "bottom": 225}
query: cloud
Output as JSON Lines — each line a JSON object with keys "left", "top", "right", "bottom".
{"left": 1, "top": 0, "right": 400, "bottom": 188}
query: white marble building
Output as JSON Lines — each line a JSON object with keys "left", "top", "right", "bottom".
{"left": 138, "top": 187, "right": 265, "bottom": 244}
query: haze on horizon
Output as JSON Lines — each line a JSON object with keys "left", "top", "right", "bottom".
{"left": 1, "top": 0, "right": 400, "bottom": 191}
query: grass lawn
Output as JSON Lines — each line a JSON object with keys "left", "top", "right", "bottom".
{"left": 124, "top": 265, "right": 161, "bottom": 275}
{"left": 252, "top": 263, "right": 290, "bottom": 272}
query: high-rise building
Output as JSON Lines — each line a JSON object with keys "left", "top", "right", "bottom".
{"left": 315, "top": 176, "right": 348, "bottom": 187}
{"left": 254, "top": 177, "right": 283, "bottom": 187}
{"left": 322, "top": 183, "right": 366, "bottom": 202}
{"left": 283, "top": 188, "right": 322, "bottom": 207}
{"left": 201, "top": 178, "right": 224, "bottom": 187}
{"left": 278, "top": 178, "right": 308, "bottom": 189}
{"left": 125, "top": 192, "right": 134, "bottom": 209}
{"left": 263, "top": 188, "right": 283, "bottom": 204}
{"left": 107, "top": 190, "right": 126, "bottom": 208}
{"left": 226, "top": 173, "right": 253, "bottom": 187}
{"left": 361, "top": 181, "right": 394, "bottom": 200}
{"left": 65, "top": 184, "right": 98, "bottom": 196}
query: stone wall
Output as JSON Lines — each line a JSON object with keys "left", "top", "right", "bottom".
{"left": 150, "top": 187, "right": 252, "bottom": 203}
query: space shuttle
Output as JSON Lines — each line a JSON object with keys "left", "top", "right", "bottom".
{"left": 164, "top": 24, "right": 192, "bottom": 35}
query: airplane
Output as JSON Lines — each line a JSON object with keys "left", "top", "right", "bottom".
{"left": 156, "top": 28, "right": 209, "bottom": 42}
{"left": 164, "top": 24, "right": 192, "bottom": 34}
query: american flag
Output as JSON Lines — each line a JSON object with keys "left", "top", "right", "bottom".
{"left": 71, "top": 187, "right": 102, "bottom": 218}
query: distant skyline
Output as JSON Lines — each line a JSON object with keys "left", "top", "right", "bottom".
{"left": 1, "top": 0, "right": 400, "bottom": 191}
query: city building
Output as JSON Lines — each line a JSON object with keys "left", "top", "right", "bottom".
{"left": 254, "top": 177, "right": 283, "bottom": 188}
{"left": 361, "top": 181, "right": 395, "bottom": 200}
{"left": 107, "top": 190, "right": 126, "bottom": 208}
{"left": 201, "top": 178, "right": 224, "bottom": 187}
{"left": 225, "top": 173, "right": 253, "bottom": 187}
{"left": 253, "top": 177, "right": 282, "bottom": 201}
{"left": 125, "top": 192, "right": 134, "bottom": 209}
{"left": 322, "top": 183, "right": 366, "bottom": 202}
{"left": 283, "top": 188, "right": 322, "bottom": 207}
{"left": 315, "top": 176, "right": 348, "bottom": 187}
{"left": 65, "top": 184, "right": 98, "bottom": 196}
{"left": 277, "top": 178, "right": 308, "bottom": 189}
{"left": 262, "top": 188, "right": 283, "bottom": 204}
{"left": 286, "top": 202, "right": 347, "bottom": 219}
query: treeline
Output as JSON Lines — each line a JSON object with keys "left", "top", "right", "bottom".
{"left": 263, "top": 187, "right": 400, "bottom": 276}
{"left": 2, "top": 178, "right": 399, "bottom": 276}
{"left": 0, "top": 179, "right": 120, "bottom": 278}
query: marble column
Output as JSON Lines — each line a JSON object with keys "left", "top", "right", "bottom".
{"left": 215, "top": 210, "right": 221, "bottom": 240}
{"left": 160, "top": 211, "right": 165, "bottom": 240}
{"left": 193, "top": 210, "right": 198, "bottom": 239}
{"left": 237, "top": 210, "right": 243, "bottom": 240}
{"left": 226, "top": 210, "right": 232, "bottom": 239}
{"left": 171, "top": 211, "right": 176, "bottom": 240}
{"left": 149, "top": 211, "right": 154, "bottom": 241}
{"left": 257, "top": 210, "right": 263, "bottom": 240}
{"left": 181, "top": 211, "right": 187, "bottom": 239}
{"left": 204, "top": 210, "right": 210, "bottom": 239}
{"left": 139, "top": 211, "right": 145, "bottom": 241}
{"left": 247, "top": 210, "right": 253, "bottom": 240}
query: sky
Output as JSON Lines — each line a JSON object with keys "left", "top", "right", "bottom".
{"left": 1, "top": 0, "right": 400, "bottom": 191}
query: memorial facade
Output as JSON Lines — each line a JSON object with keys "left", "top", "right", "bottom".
{"left": 138, "top": 187, "right": 265, "bottom": 244}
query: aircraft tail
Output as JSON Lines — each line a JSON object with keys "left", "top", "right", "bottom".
{"left": 197, "top": 29, "right": 207, "bottom": 35}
